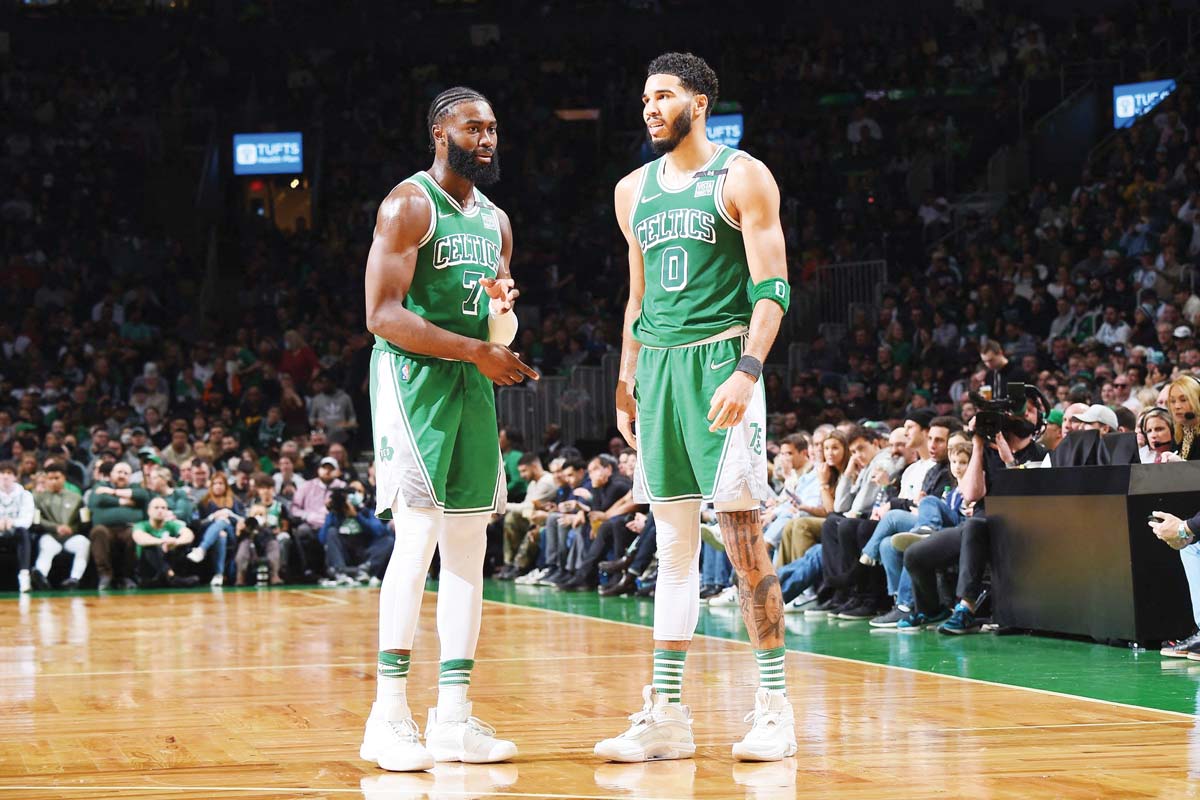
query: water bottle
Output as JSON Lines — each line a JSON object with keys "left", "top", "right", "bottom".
{"left": 256, "top": 562, "right": 269, "bottom": 586}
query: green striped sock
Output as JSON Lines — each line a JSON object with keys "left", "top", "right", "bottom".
{"left": 439, "top": 658, "right": 475, "bottom": 688}
{"left": 755, "top": 647, "right": 787, "bottom": 694}
{"left": 652, "top": 649, "right": 687, "bottom": 703}
{"left": 377, "top": 651, "right": 410, "bottom": 679}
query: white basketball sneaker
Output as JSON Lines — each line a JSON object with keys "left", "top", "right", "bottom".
{"left": 593, "top": 686, "right": 696, "bottom": 763}
{"left": 732, "top": 689, "right": 797, "bottom": 762}
{"left": 360, "top": 703, "right": 435, "bottom": 772}
{"left": 424, "top": 702, "right": 518, "bottom": 763}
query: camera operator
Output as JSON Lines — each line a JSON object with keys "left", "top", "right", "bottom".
{"left": 894, "top": 386, "right": 1047, "bottom": 632}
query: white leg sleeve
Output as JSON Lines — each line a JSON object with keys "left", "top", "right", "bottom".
{"left": 379, "top": 503, "right": 443, "bottom": 651}
{"left": 64, "top": 535, "right": 90, "bottom": 580}
{"left": 436, "top": 513, "right": 489, "bottom": 662}
{"left": 650, "top": 501, "right": 702, "bottom": 642}
{"left": 35, "top": 534, "right": 61, "bottom": 575}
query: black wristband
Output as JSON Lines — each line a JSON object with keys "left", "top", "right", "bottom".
{"left": 735, "top": 355, "right": 763, "bottom": 381}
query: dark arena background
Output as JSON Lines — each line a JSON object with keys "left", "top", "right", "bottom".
{"left": 4, "top": 0, "right": 1200, "bottom": 797}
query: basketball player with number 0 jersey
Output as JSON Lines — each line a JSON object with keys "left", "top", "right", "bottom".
{"left": 360, "top": 87, "right": 537, "bottom": 772}
{"left": 594, "top": 53, "right": 797, "bottom": 763}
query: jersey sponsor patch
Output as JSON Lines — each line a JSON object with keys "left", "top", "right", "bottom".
{"left": 481, "top": 211, "right": 499, "bottom": 231}
{"left": 694, "top": 180, "right": 715, "bottom": 198}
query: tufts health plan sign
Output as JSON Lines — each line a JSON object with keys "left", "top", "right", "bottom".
{"left": 1113, "top": 80, "right": 1175, "bottom": 129}
{"left": 233, "top": 132, "right": 303, "bottom": 175}
{"left": 706, "top": 114, "right": 744, "bottom": 147}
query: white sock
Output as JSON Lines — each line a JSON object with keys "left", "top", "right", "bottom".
{"left": 376, "top": 652, "right": 412, "bottom": 722}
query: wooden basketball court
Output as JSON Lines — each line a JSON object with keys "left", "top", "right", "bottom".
{"left": 1, "top": 587, "right": 1196, "bottom": 799}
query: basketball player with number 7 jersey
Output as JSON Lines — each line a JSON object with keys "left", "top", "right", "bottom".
{"left": 594, "top": 52, "right": 796, "bottom": 763}
{"left": 360, "top": 87, "right": 537, "bottom": 772}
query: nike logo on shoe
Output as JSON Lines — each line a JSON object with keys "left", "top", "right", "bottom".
{"left": 710, "top": 358, "right": 736, "bottom": 370}
{"left": 640, "top": 193, "right": 662, "bottom": 203}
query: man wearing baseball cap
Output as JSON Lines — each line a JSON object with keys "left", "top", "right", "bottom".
{"left": 289, "top": 456, "right": 347, "bottom": 581}
{"left": 1070, "top": 404, "right": 1119, "bottom": 436}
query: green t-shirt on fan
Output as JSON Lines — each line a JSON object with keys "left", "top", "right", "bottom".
{"left": 133, "top": 519, "right": 187, "bottom": 557}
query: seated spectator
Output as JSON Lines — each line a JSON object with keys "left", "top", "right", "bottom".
{"left": 319, "top": 485, "right": 392, "bottom": 585}
{"left": 31, "top": 462, "right": 88, "bottom": 590}
{"left": 186, "top": 470, "right": 244, "bottom": 587}
{"left": 1139, "top": 406, "right": 1181, "bottom": 463}
{"left": 307, "top": 374, "right": 358, "bottom": 445}
{"left": 288, "top": 456, "right": 346, "bottom": 581}
{"left": 555, "top": 454, "right": 634, "bottom": 592}
{"left": 161, "top": 425, "right": 195, "bottom": 469}
{"left": 132, "top": 497, "right": 198, "bottom": 588}
{"left": 494, "top": 453, "right": 558, "bottom": 580}
{"left": 233, "top": 474, "right": 291, "bottom": 585}
{"left": 1150, "top": 508, "right": 1200, "bottom": 657}
{"left": 895, "top": 398, "right": 1047, "bottom": 633}
{"left": 184, "top": 458, "right": 213, "bottom": 506}
{"left": 0, "top": 460, "right": 35, "bottom": 592}
{"left": 88, "top": 461, "right": 150, "bottom": 590}
{"left": 273, "top": 454, "right": 305, "bottom": 498}
{"left": 600, "top": 510, "right": 659, "bottom": 598}
{"left": 150, "top": 466, "right": 196, "bottom": 523}
{"left": 910, "top": 440, "right": 974, "bottom": 531}
{"left": 1166, "top": 376, "right": 1200, "bottom": 459}
{"left": 524, "top": 457, "right": 586, "bottom": 587}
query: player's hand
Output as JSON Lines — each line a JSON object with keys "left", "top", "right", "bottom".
{"left": 616, "top": 379, "right": 637, "bottom": 449}
{"left": 708, "top": 371, "right": 754, "bottom": 432}
{"left": 472, "top": 342, "right": 539, "bottom": 385}
{"left": 480, "top": 277, "right": 519, "bottom": 313}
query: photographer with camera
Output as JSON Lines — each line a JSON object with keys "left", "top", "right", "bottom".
{"left": 320, "top": 483, "right": 393, "bottom": 586}
{"left": 893, "top": 383, "right": 1047, "bottom": 633}
{"left": 232, "top": 475, "right": 288, "bottom": 586}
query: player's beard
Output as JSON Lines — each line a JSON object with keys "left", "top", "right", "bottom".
{"left": 648, "top": 111, "right": 693, "bottom": 155}
{"left": 447, "top": 138, "right": 500, "bottom": 186}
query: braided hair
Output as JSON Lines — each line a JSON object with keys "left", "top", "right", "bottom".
{"left": 427, "top": 86, "right": 492, "bottom": 152}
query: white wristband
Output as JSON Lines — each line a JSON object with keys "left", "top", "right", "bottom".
{"left": 487, "top": 299, "right": 518, "bottom": 346}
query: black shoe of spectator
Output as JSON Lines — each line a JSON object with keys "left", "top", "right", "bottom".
{"left": 559, "top": 574, "right": 595, "bottom": 592}
{"left": 636, "top": 583, "right": 656, "bottom": 598}
{"left": 599, "top": 555, "right": 632, "bottom": 574}
{"left": 495, "top": 565, "right": 518, "bottom": 581}
{"left": 599, "top": 573, "right": 637, "bottom": 597}
{"left": 835, "top": 600, "right": 878, "bottom": 620}
{"left": 169, "top": 574, "right": 200, "bottom": 588}
{"left": 61, "top": 578, "right": 80, "bottom": 591}
{"left": 699, "top": 584, "right": 722, "bottom": 600}
{"left": 118, "top": 578, "right": 138, "bottom": 590}
{"left": 804, "top": 596, "right": 841, "bottom": 617}
{"left": 550, "top": 569, "right": 576, "bottom": 587}
{"left": 31, "top": 570, "right": 50, "bottom": 591}
{"left": 97, "top": 574, "right": 113, "bottom": 591}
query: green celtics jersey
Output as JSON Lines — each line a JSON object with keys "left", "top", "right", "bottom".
{"left": 375, "top": 171, "right": 503, "bottom": 357}
{"left": 629, "top": 145, "right": 753, "bottom": 348}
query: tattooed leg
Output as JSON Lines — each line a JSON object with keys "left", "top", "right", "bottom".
{"left": 719, "top": 508, "right": 785, "bottom": 650}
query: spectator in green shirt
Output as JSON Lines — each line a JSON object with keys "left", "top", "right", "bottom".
{"left": 87, "top": 461, "right": 150, "bottom": 590}
{"left": 148, "top": 466, "right": 195, "bottom": 524}
{"left": 500, "top": 427, "right": 527, "bottom": 501}
{"left": 132, "top": 497, "right": 198, "bottom": 588}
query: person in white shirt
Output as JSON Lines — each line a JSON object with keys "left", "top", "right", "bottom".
{"left": 1095, "top": 305, "right": 1132, "bottom": 347}
{"left": 495, "top": 453, "right": 560, "bottom": 579}
{"left": 0, "top": 460, "right": 36, "bottom": 592}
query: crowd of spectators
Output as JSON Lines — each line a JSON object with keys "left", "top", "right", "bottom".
{"left": 3, "top": 0, "right": 1200, "bottom": 662}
